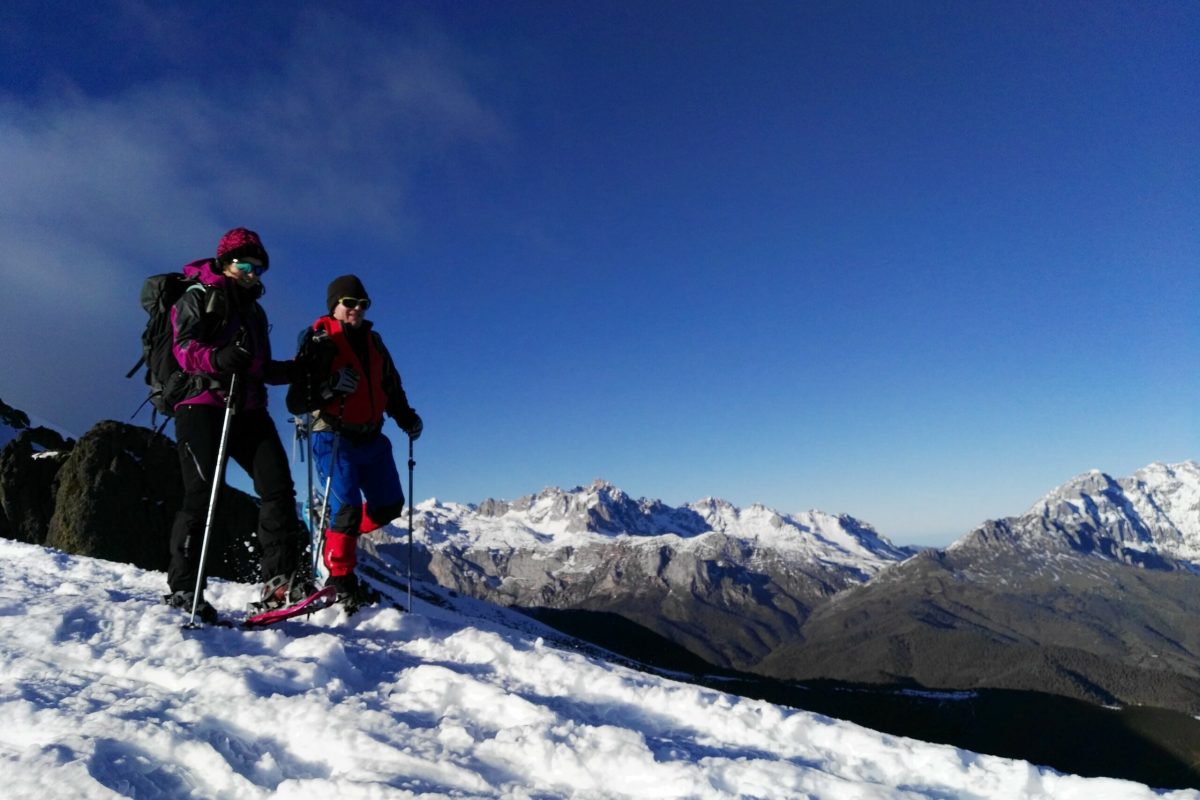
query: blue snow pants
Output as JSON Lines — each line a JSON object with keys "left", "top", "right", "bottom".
{"left": 312, "top": 431, "right": 405, "bottom": 576}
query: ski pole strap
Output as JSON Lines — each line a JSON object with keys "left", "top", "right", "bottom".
{"left": 125, "top": 355, "right": 146, "bottom": 379}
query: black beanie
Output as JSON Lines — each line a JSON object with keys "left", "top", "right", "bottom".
{"left": 327, "top": 275, "right": 368, "bottom": 313}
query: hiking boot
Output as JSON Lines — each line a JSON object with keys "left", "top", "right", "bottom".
{"left": 164, "top": 590, "right": 219, "bottom": 624}
{"left": 325, "top": 573, "right": 380, "bottom": 609}
{"left": 258, "top": 572, "right": 318, "bottom": 611}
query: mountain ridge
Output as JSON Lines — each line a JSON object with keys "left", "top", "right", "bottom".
{"left": 421, "top": 476, "right": 915, "bottom": 569}
{"left": 949, "top": 460, "right": 1200, "bottom": 570}
{"left": 395, "top": 460, "right": 1200, "bottom": 713}
{"left": 400, "top": 479, "right": 916, "bottom": 671}
{"left": 757, "top": 460, "right": 1200, "bottom": 712}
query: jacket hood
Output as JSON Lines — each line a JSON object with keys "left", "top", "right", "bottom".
{"left": 182, "top": 258, "right": 226, "bottom": 286}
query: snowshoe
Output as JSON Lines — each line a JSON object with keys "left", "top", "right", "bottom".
{"left": 251, "top": 571, "right": 318, "bottom": 614}
{"left": 243, "top": 586, "right": 336, "bottom": 628}
{"left": 164, "top": 590, "right": 219, "bottom": 625}
{"left": 326, "top": 573, "right": 381, "bottom": 614}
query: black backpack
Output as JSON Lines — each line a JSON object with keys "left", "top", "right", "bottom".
{"left": 285, "top": 326, "right": 337, "bottom": 416}
{"left": 127, "top": 273, "right": 210, "bottom": 426}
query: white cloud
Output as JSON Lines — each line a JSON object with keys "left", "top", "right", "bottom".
{"left": 0, "top": 7, "right": 506, "bottom": 430}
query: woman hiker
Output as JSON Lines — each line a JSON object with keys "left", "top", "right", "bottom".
{"left": 165, "top": 227, "right": 313, "bottom": 622}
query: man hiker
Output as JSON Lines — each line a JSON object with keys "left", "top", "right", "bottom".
{"left": 164, "top": 227, "right": 313, "bottom": 622}
{"left": 287, "top": 274, "right": 423, "bottom": 609}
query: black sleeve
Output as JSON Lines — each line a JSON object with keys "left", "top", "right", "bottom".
{"left": 374, "top": 333, "right": 417, "bottom": 423}
{"left": 285, "top": 328, "right": 337, "bottom": 414}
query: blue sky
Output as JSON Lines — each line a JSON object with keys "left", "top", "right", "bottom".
{"left": 2, "top": 1, "right": 1196, "bottom": 546}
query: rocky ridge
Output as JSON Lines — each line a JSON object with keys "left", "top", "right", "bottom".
{"left": 0, "top": 404, "right": 262, "bottom": 583}
{"left": 402, "top": 479, "right": 914, "bottom": 670}
{"left": 759, "top": 461, "right": 1200, "bottom": 712}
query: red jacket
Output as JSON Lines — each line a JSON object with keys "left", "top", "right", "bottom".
{"left": 313, "top": 316, "right": 387, "bottom": 427}
{"left": 287, "top": 316, "right": 419, "bottom": 437}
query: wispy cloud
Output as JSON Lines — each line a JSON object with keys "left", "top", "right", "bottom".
{"left": 0, "top": 7, "right": 506, "bottom": 428}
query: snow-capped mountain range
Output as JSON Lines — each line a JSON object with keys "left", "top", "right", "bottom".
{"left": 390, "top": 462, "right": 1200, "bottom": 684}
{"left": 417, "top": 478, "right": 912, "bottom": 571}
{"left": 757, "top": 461, "right": 1200, "bottom": 717}
{"left": 412, "top": 462, "right": 1200, "bottom": 582}
{"left": 391, "top": 480, "right": 916, "bottom": 671}
{"left": 952, "top": 461, "right": 1200, "bottom": 568}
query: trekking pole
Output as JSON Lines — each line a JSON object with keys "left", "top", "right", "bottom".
{"left": 314, "top": 397, "right": 347, "bottom": 581}
{"left": 407, "top": 435, "right": 415, "bottom": 613}
{"left": 184, "top": 372, "right": 238, "bottom": 629}
{"left": 315, "top": 431, "right": 341, "bottom": 576}
{"left": 292, "top": 413, "right": 319, "bottom": 577}
{"left": 306, "top": 413, "right": 316, "bottom": 575}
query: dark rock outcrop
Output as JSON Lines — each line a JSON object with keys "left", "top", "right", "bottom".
{"left": 0, "top": 397, "right": 31, "bottom": 430}
{"left": 1, "top": 417, "right": 263, "bottom": 584}
{"left": 0, "top": 430, "right": 73, "bottom": 544}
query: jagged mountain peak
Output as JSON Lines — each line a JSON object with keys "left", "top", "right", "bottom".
{"left": 684, "top": 499, "right": 911, "bottom": 563}
{"left": 1130, "top": 461, "right": 1200, "bottom": 499}
{"left": 420, "top": 480, "right": 912, "bottom": 574}
{"left": 951, "top": 460, "right": 1200, "bottom": 568}
{"left": 690, "top": 496, "right": 738, "bottom": 514}
{"left": 535, "top": 478, "right": 629, "bottom": 504}
{"left": 1029, "top": 461, "right": 1199, "bottom": 511}
{"left": 474, "top": 480, "right": 711, "bottom": 537}
{"left": 1028, "top": 468, "right": 1120, "bottom": 514}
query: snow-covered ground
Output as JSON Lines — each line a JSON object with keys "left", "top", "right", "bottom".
{"left": 0, "top": 538, "right": 1193, "bottom": 799}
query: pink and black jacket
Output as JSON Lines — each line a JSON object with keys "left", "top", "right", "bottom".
{"left": 170, "top": 259, "right": 275, "bottom": 411}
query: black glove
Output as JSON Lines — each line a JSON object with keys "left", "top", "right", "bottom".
{"left": 328, "top": 366, "right": 359, "bottom": 395}
{"left": 213, "top": 343, "right": 251, "bottom": 373}
{"left": 402, "top": 410, "right": 423, "bottom": 441}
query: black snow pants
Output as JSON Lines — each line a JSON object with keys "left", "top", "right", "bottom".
{"left": 168, "top": 403, "right": 305, "bottom": 594}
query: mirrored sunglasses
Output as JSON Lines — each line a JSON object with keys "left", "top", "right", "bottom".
{"left": 232, "top": 260, "right": 267, "bottom": 276}
{"left": 339, "top": 297, "right": 371, "bottom": 311}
